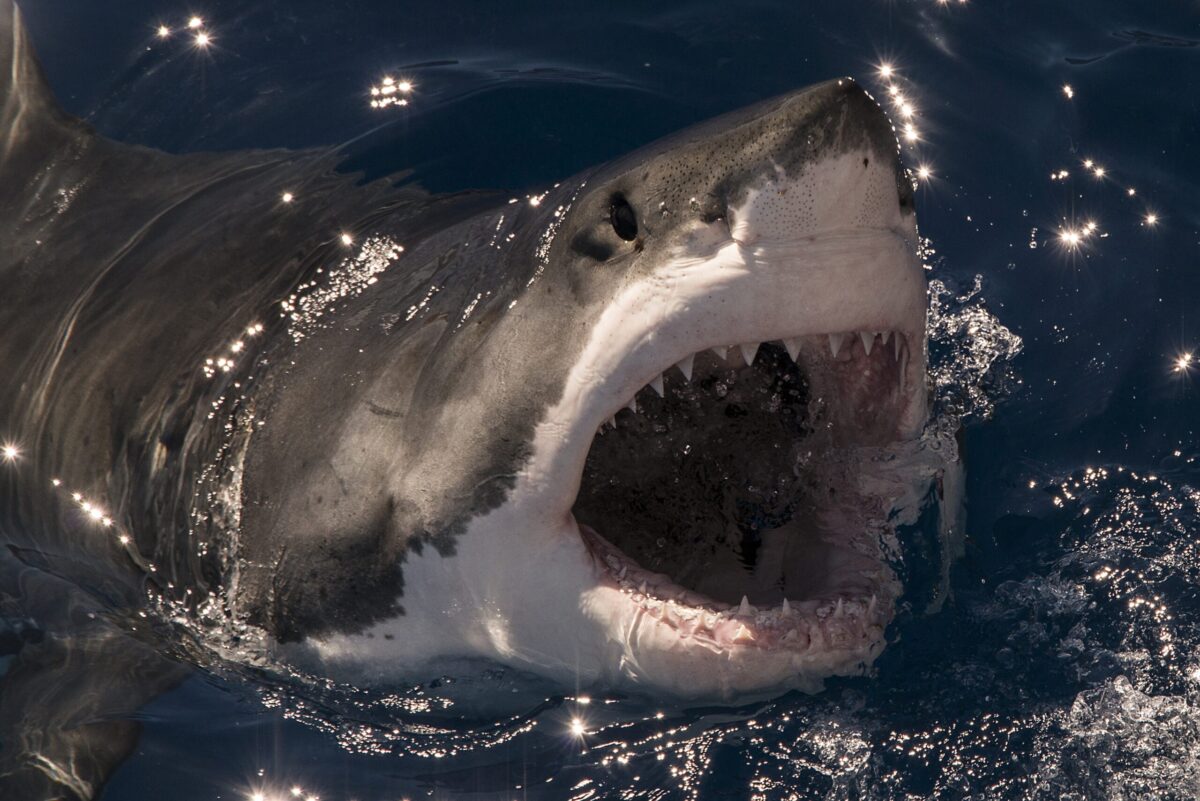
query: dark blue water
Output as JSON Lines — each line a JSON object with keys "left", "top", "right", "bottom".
{"left": 10, "top": 0, "right": 1200, "bottom": 798}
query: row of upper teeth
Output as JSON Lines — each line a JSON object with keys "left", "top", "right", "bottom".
{"left": 604, "top": 330, "right": 907, "bottom": 426}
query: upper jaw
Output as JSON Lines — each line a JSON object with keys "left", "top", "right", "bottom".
{"left": 599, "top": 230, "right": 926, "bottom": 430}
{"left": 518, "top": 226, "right": 927, "bottom": 527}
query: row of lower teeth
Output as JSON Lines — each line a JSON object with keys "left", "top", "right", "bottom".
{"left": 628, "top": 586, "right": 886, "bottom": 651}
{"left": 601, "top": 552, "right": 883, "bottom": 632}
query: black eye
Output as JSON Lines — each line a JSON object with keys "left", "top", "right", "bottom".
{"left": 609, "top": 195, "right": 638, "bottom": 241}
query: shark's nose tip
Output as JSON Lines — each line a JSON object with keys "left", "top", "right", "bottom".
{"left": 799, "top": 76, "right": 876, "bottom": 106}
{"left": 786, "top": 77, "right": 898, "bottom": 154}
{"left": 768, "top": 76, "right": 908, "bottom": 198}
{"left": 721, "top": 77, "right": 916, "bottom": 246}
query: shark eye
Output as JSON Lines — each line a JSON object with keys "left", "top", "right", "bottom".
{"left": 609, "top": 195, "right": 639, "bottom": 241}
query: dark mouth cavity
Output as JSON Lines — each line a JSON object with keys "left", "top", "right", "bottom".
{"left": 572, "top": 333, "right": 910, "bottom": 609}
{"left": 574, "top": 344, "right": 823, "bottom": 607}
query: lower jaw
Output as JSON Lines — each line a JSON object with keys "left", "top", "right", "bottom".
{"left": 577, "top": 521, "right": 892, "bottom": 659}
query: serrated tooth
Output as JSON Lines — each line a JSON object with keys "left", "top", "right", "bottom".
{"left": 732, "top": 624, "right": 755, "bottom": 643}
{"left": 626, "top": 396, "right": 637, "bottom": 413}
{"left": 608, "top": 415, "right": 617, "bottom": 429}
{"left": 739, "top": 595, "right": 753, "bottom": 616}
{"left": 711, "top": 346, "right": 728, "bottom": 361}
{"left": 617, "top": 565, "right": 627, "bottom": 580}
{"left": 639, "top": 581, "right": 647, "bottom": 595}
{"left": 860, "top": 331, "right": 874, "bottom": 355}
{"left": 781, "top": 598, "right": 791, "bottom": 615}
{"left": 828, "top": 332, "right": 846, "bottom": 358}
{"left": 739, "top": 342, "right": 760, "bottom": 366}
{"left": 675, "top": 353, "right": 694, "bottom": 381}
{"left": 835, "top": 598, "right": 845, "bottom": 618}
{"left": 649, "top": 373, "right": 664, "bottom": 396}
{"left": 783, "top": 338, "right": 801, "bottom": 361}
{"left": 894, "top": 332, "right": 902, "bottom": 360}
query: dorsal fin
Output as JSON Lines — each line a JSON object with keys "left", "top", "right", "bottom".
{"left": 1, "top": 0, "right": 79, "bottom": 162}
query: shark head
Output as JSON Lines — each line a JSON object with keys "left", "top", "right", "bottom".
{"left": 248, "top": 78, "right": 930, "bottom": 699}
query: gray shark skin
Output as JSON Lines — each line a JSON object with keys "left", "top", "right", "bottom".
{"left": 0, "top": 0, "right": 941, "bottom": 793}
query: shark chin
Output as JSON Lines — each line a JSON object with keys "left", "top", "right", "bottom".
{"left": 296, "top": 83, "right": 937, "bottom": 699}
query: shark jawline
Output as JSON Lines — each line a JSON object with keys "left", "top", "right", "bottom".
{"left": 568, "top": 326, "right": 916, "bottom": 657}
{"left": 570, "top": 324, "right": 920, "bottom": 656}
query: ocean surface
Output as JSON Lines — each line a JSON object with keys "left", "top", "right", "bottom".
{"left": 6, "top": 0, "right": 1200, "bottom": 798}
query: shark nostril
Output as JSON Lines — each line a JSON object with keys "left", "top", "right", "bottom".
{"left": 897, "top": 168, "right": 915, "bottom": 212}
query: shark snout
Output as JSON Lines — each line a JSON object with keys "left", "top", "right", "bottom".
{"left": 721, "top": 79, "right": 914, "bottom": 247}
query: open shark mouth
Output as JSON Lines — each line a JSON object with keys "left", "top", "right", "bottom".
{"left": 572, "top": 325, "right": 921, "bottom": 661}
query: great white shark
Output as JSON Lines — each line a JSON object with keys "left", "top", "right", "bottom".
{"left": 0, "top": 2, "right": 956, "bottom": 791}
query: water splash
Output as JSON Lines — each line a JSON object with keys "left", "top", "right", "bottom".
{"left": 926, "top": 274, "right": 1024, "bottom": 425}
